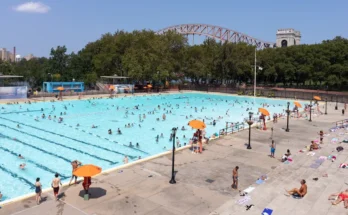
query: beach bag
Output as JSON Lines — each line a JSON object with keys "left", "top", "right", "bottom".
{"left": 336, "top": 146, "right": 344, "bottom": 152}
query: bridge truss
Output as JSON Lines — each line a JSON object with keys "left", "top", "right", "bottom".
{"left": 156, "top": 24, "right": 275, "bottom": 49}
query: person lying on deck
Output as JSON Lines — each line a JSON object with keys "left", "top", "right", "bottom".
{"left": 285, "top": 179, "right": 307, "bottom": 198}
{"left": 328, "top": 189, "right": 348, "bottom": 208}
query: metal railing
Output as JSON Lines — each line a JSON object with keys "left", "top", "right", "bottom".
{"left": 179, "top": 85, "right": 348, "bottom": 103}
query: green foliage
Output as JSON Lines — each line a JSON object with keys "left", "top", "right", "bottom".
{"left": 1, "top": 30, "right": 348, "bottom": 90}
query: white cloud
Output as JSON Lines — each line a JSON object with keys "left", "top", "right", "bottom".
{"left": 13, "top": 2, "right": 51, "bottom": 13}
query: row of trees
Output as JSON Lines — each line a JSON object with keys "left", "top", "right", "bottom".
{"left": 1, "top": 30, "right": 348, "bottom": 90}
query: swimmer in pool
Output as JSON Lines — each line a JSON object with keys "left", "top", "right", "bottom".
{"left": 160, "top": 133, "right": 164, "bottom": 138}
{"left": 17, "top": 124, "right": 20, "bottom": 128}
{"left": 129, "top": 142, "right": 133, "bottom": 147}
{"left": 20, "top": 163, "right": 26, "bottom": 169}
{"left": 117, "top": 128, "right": 122, "bottom": 134}
{"left": 136, "top": 143, "right": 139, "bottom": 147}
{"left": 108, "top": 129, "right": 112, "bottom": 135}
{"left": 18, "top": 154, "right": 24, "bottom": 159}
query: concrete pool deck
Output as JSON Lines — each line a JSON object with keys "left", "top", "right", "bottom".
{"left": 1, "top": 98, "right": 348, "bottom": 214}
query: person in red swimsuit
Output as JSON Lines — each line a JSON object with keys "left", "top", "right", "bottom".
{"left": 82, "top": 177, "right": 92, "bottom": 195}
{"left": 329, "top": 189, "right": 348, "bottom": 208}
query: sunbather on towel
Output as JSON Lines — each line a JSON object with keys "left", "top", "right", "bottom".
{"left": 329, "top": 189, "right": 348, "bottom": 208}
{"left": 285, "top": 179, "right": 307, "bottom": 198}
{"left": 310, "top": 141, "right": 319, "bottom": 151}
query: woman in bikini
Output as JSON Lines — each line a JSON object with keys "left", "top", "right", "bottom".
{"left": 35, "top": 178, "right": 42, "bottom": 205}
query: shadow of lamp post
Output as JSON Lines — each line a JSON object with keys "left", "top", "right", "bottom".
{"left": 335, "top": 95, "right": 338, "bottom": 110}
{"left": 309, "top": 100, "right": 312, "bottom": 122}
{"left": 325, "top": 98, "right": 328, "bottom": 115}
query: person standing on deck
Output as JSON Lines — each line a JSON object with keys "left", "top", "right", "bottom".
{"left": 232, "top": 166, "right": 239, "bottom": 190}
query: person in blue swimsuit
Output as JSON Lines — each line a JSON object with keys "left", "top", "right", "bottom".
{"left": 35, "top": 178, "right": 42, "bottom": 205}
{"left": 270, "top": 140, "right": 276, "bottom": 158}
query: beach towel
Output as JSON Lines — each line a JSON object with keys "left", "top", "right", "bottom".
{"left": 256, "top": 179, "right": 264, "bottom": 184}
{"left": 339, "top": 163, "right": 348, "bottom": 168}
{"left": 331, "top": 138, "right": 339, "bottom": 143}
{"left": 243, "top": 186, "right": 255, "bottom": 194}
{"left": 236, "top": 196, "right": 251, "bottom": 205}
{"left": 262, "top": 208, "right": 273, "bottom": 215}
{"left": 310, "top": 163, "right": 320, "bottom": 169}
{"left": 315, "top": 159, "right": 325, "bottom": 164}
{"left": 307, "top": 152, "right": 315, "bottom": 156}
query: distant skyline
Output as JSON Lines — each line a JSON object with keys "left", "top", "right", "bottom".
{"left": 1, "top": 0, "right": 347, "bottom": 57}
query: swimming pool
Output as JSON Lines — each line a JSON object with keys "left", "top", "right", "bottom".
{"left": 0, "top": 92, "right": 296, "bottom": 202}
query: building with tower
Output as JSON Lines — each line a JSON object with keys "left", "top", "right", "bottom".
{"left": 276, "top": 29, "right": 301, "bottom": 47}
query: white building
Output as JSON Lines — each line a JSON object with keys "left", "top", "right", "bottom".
{"left": 276, "top": 29, "right": 301, "bottom": 47}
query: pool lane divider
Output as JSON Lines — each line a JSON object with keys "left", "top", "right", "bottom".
{"left": 0, "top": 116, "right": 148, "bottom": 156}
{"left": 0, "top": 124, "right": 118, "bottom": 165}
{"left": 67, "top": 125, "right": 148, "bottom": 155}
{"left": 19, "top": 112, "right": 148, "bottom": 155}
{"left": 18, "top": 113, "right": 149, "bottom": 155}
{"left": 0, "top": 163, "right": 35, "bottom": 189}
{"left": 0, "top": 109, "right": 42, "bottom": 115}
{"left": 0, "top": 133, "right": 73, "bottom": 163}
{"left": 0, "top": 146, "right": 69, "bottom": 180}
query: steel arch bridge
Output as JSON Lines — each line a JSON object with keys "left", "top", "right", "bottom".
{"left": 156, "top": 24, "right": 275, "bottom": 49}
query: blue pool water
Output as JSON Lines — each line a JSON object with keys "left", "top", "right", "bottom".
{"left": 0, "top": 93, "right": 296, "bottom": 201}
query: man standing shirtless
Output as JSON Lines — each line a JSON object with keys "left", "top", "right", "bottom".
{"left": 69, "top": 160, "right": 81, "bottom": 185}
{"left": 232, "top": 166, "right": 239, "bottom": 189}
{"left": 51, "top": 173, "right": 62, "bottom": 200}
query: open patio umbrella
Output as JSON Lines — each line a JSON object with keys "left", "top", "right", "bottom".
{"left": 73, "top": 164, "right": 102, "bottom": 177}
{"left": 294, "top": 101, "right": 302, "bottom": 108}
{"left": 188, "top": 119, "right": 206, "bottom": 130}
{"left": 258, "top": 108, "right": 270, "bottom": 131}
{"left": 57, "top": 87, "right": 64, "bottom": 100}
{"left": 258, "top": 108, "right": 270, "bottom": 116}
{"left": 109, "top": 85, "right": 115, "bottom": 97}
{"left": 313, "top": 96, "right": 321, "bottom": 101}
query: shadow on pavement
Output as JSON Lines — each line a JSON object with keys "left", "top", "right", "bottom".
{"left": 78, "top": 187, "right": 107, "bottom": 199}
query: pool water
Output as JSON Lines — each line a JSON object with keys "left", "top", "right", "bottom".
{"left": 0, "top": 92, "right": 296, "bottom": 201}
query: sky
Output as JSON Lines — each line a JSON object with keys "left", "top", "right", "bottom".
{"left": 1, "top": 0, "right": 347, "bottom": 57}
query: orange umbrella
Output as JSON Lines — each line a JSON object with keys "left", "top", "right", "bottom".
{"left": 258, "top": 108, "right": 270, "bottom": 116}
{"left": 294, "top": 101, "right": 302, "bottom": 108}
{"left": 147, "top": 84, "right": 152, "bottom": 88}
{"left": 188, "top": 120, "right": 206, "bottom": 129}
{"left": 109, "top": 85, "right": 115, "bottom": 90}
{"left": 57, "top": 87, "right": 64, "bottom": 91}
{"left": 313, "top": 96, "right": 321, "bottom": 101}
{"left": 73, "top": 164, "right": 102, "bottom": 177}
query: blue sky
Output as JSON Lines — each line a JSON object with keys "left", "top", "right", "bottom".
{"left": 1, "top": 0, "right": 347, "bottom": 57}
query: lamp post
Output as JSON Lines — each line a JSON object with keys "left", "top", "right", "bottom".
{"left": 169, "top": 127, "right": 177, "bottom": 184}
{"left": 247, "top": 112, "right": 254, "bottom": 149}
{"left": 286, "top": 102, "right": 290, "bottom": 132}
{"left": 335, "top": 95, "right": 338, "bottom": 110}
{"left": 309, "top": 100, "right": 312, "bottom": 122}
{"left": 48, "top": 73, "right": 53, "bottom": 82}
{"left": 325, "top": 98, "right": 327, "bottom": 115}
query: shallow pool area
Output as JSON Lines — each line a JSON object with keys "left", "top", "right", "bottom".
{"left": 0, "top": 92, "right": 297, "bottom": 201}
